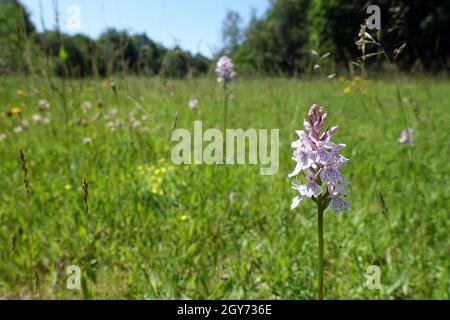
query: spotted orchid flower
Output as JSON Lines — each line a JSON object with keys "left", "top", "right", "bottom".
{"left": 289, "top": 104, "right": 350, "bottom": 214}
{"left": 216, "top": 56, "right": 236, "bottom": 86}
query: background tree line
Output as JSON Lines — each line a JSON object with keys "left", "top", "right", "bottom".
{"left": 1, "top": 0, "right": 449, "bottom": 78}
{"left": 224, "top": 0, "right": 449, "bottom": 75}
{"left": 0, "top": 0, "right": 210, "bottom": 78}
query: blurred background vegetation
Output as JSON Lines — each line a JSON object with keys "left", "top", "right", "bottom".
{"left": 1, "top": 0, "right": 449, "bottom": 78}
{"left": 0, "top": 0, "right": 449, "bottom": 300}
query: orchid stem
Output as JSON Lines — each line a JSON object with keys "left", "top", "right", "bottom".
{"left": 223, "top": 85, "right": 229, "bottom": 180}
{"left": 223, "top": 85, "right": 228, "bottom": 135}
{"left": 317, "top": 201, "right": 324, "bottom": 300}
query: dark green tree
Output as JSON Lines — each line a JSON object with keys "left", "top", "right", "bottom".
{"left": 234, "top": 0, "right": 312, "bottom": 75}
{"left": 0, "top": 0, "right": 36, "bottom": 73}
{"left": 159, "top": 46, "right": 190, "bottom": 79}
{"left": 312, "top": 0, "right": 450, "bottom": 72}
{"left": 222, "top": 10, "right": 244, "bottom": 56}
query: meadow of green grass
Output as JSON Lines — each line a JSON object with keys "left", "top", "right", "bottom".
{"left": 0, "top": 75, "right": 448, "bottom": 299}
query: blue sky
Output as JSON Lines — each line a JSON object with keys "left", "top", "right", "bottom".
{"left": 21, "top": 0, "right": 270, "bottom": 58}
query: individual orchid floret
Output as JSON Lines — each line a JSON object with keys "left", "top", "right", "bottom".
{"left": 289, "top": 104, "right": 350, "bottom": 215}
{"left": 216, "top": 56, "right": 236, "bottom": 86}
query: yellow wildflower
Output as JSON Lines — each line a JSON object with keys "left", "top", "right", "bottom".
{"left": 343, "top": 86, "right": 353, "bottom": 94}
{"left": 151, "top": 182, "right": 163, "bottom": 195}
{"left": 180, "top": 215, "right": 188, "bottom": 221}
{"left": 6, "top": 107, "right": 21, "bottom": 116}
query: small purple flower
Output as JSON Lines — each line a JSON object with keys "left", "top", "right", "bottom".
{"left": 289, "top": 104, "right": 350, "bottom": 214}
{"left": 216, "top": 56, "right": 236, "bottom": 86}
{"left": 109, "top": 108, "right": 119, "bottom": 118}
{"left": 399, "top": 128, "right": 414, "bottom": 145}
{"left": 188, "top": 98, "right": 198, "bottom": 109}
